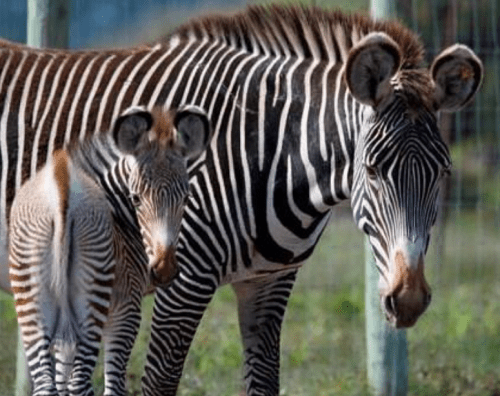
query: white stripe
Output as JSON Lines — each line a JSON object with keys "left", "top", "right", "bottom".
{"left": 265, "top": 55, "right": 303, "bottom": 253}
{"left": 78, "top": 55, "right": 116, "bottom": 141}
{"left": 110, "top": 48, "right": 160, "bottom": 120}
{"left": 64, "top": 56, "right": 99, "bottom": 146}
{"left": 16, "top": 54, "right": 41, "bottom": 190}
{"left": 199, "top": 46, "right": 234, "bottom": 110}
{"left": 179, "top": 35, "right": 216, "bottom": 105}
{"left": 150, "top": 36, "right": 198, "bottom": 109}
{"left": 189, "top": 43, "right": 227, "bottom": 105}
{"left": 30, "top": 56, "right": 55, "bottom": 177}
{"left": 257, "top": 56, "right": 280, "bottom": 171}
{"left": 334, "top": 25, "right": 349, "bottom": 62}
{"left": 1, "top": 52, "right": 26, "bottom": 224}
{"left": 49, "top": 56, "right": 84, "bottom": 146}
{"left": 286, "top": 155, "right": 314, "bottom": 228}
{"left": 208, "top": 49, "right": 258, "bottom": 268}
{"left": 334, "top": 68, "right": 352, "bottom": 197}
{"left": 299, "top": 33, "right": 329, "bottom": 213}
{"left": 318, "top": 61, "right": 335, "bottom": 161}
{"left": 94, "top": 53, "right": 135, "bottom": 133}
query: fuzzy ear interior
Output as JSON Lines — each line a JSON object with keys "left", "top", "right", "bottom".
{"left": 431, "top": 44, "right": 483, "bottom": 112}
{"left": 345, "top": 32, "right": 402, "bottom": 111}
{"left": 112, "top": 108, "right": 153, "bottom": 154}
{"left": 174, "top": 105, "right": 212, "bottom": 161}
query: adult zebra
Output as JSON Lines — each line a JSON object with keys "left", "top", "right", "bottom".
{"left": 0, "top": 5, "right": 482, "bottom": 395}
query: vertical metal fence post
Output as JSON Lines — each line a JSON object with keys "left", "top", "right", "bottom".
{"left": 16, "top": 1, "right": 70, "bottom": 395}
{"left": 27, "top": 0, "right": 69, "bottom": 48}
{"left": 365, "top": 1, "right": 408, "bottom": 395}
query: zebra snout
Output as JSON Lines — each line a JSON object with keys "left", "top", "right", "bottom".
{"left": 383, "top": 288, "right": 431, "bottom": 328}
{"left": 382, "top": 251, "right": 431, "bottom": 328}
{"left": 149, "top": 246, "right": 178, "bottom": 286}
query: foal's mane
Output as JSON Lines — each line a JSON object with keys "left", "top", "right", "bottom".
{"left": 170, "top": 5, "right": 425, "bottom": 69}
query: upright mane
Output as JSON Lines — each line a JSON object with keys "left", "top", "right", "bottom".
{"left": 170, "top": 5, "right": 425, "bottom": 69}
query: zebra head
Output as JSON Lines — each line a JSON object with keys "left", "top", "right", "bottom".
{"left": 112, "top": 105, "right": 211, "bottom": 286}
{"left": 347, "top": 33, "right": 483, "bottom": 327}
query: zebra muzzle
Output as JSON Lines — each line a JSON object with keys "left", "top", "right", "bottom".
{"left": 149, "top": 246, "right": 179, "bottom": 286}
{"left": 382, "top": 251, "right": 432, "bottom": 328}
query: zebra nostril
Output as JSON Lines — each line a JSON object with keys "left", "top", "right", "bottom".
{"left": 424, "top": 292, "right": 432, "bottom": 308}
{"left": 384, "top": 294, "right": 398, "bottom": 316}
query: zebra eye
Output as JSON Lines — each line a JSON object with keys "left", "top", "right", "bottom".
{"left": 440, "top": 167, "right": 451, "bottom": 178}
{"left": 366, "top": 165, "right": 382, "bottom": 192}
{"left": 130, "top": 193, "right": 141, "bottom": 208}
{"left": 366, "top": 166, "right": 377, "bottom": 180}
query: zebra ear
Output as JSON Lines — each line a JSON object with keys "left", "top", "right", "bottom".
{"left": 113, "top": 108, "right": 153, "bottom": 154}
{"left": 345, "top": 32, "right": 401, "bottom": 111}
{"left": 431, "top": 44, "right": 483, "bottom": 112}
{"left": 174, "top": 105, "right": 212, "bottom": 161}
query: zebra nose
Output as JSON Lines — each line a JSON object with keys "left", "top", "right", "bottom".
{"left": 383, "top": 288, "right": 432, "bottom": 328}
{"left": 149, "top": 246, "right": 178, "bottom": 286}
{"left": 383, "top": 251, "right": 431, "bottom": 328}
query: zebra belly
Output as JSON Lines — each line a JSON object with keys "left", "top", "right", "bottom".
{"left": 219, "top": 250, "right": 304, "bottom": 286}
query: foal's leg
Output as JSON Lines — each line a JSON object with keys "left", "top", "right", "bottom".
{"left": 102, "top": 286, "right": 143, "bottom": 396}
{"left": 10, "top": 216, "right": 58, "bottom": 395}
{"left": 67, "top": 210, "right": 115, "bottom": 396}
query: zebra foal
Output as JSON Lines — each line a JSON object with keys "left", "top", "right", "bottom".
{"left": 8, "top": 105, "right": 211, "bottom": 395}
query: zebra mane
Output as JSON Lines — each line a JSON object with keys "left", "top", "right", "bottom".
{"left": 171, "top": 5, "right": 426, "bottom": 69}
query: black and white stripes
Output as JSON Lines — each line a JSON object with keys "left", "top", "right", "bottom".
{"left": 0, "top": 5, "right": 483, "bottom": 395}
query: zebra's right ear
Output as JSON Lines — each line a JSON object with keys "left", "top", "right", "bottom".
{"left": 113, "top": 107, "right": 154, "bottom": 154}
{"left": 174, "top": 105, "right": 212, "bottom": 161}
{"left": 345, "top": 32, "right": 401, "bottom": 111}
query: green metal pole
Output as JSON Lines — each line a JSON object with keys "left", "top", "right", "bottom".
{"left": 16, "top": 2, "right": 70, "bottom": 395}
{"left": 366, "top": 1, "right": 408, "bottom": 395}
{"left": 27, "top": 0, "right": 69, "bottom": 48}
{"left": 365, "top": 240, "right": 408, "bottom": 395}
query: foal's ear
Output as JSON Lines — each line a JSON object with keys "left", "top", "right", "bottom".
{"left": 431, "top": 44, "right": 483, "bottom": 112}
{"left": 345, "top": 32, "right": 401, "bottom": 111}
{"left": 174, "top": 105, "right": 212, "bottom": 161}
{"left": 113, "top": 107, "right": 153, "bottom": 154}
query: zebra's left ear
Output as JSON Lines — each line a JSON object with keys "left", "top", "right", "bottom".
{"left": 113, "top": 107, "right": 153, "bottom": 154}
{"left": 174, "top": 105, "right": 212, "bottom": 161}
{"left": 431, "top": 44, "right": 483, "bottom": 112}
{"left": 345, "top": 32, "right": 401, "bottom": 111}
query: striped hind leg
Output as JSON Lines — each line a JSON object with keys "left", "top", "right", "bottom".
{"left": 9, "top": 218, "right": 59, "bottom": 395}
{"left": 232, "top": 269, "right": 298, "bottom": 396}
{"left": 101, "top": 290, "right": 142, "bottom": 396}
{"left": 66, "top": 212, "right": 116, "bottom": 396}
{"left": 53, "top": 341, "right": 76, "bottom": 395}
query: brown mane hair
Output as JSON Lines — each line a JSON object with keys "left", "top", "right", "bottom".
{"left": 170, "top": 5, "right": 425, "bottom": 69}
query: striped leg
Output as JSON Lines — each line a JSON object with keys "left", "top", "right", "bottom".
{"left": 66, "top": 214, "right": 115, "bottom": 396}
{"left": 233, "top": 269, "right": 298, "bottom": 396}
{"left": 54, "top": 343, "right": 75, "bottom": 395}
{"left": 26, "top": 337, "right": 58, "bottom": 396}
{"left": 102, "top": 291, "right": 142, "bottom": 396}
{"left": 67, "top": 338, "right": 100, "bottom": 396}
{"left": 10, "top": 219, "right": 58, "bottom": 396}
{"left": 141, "top": 271, "right": 218, "bottom": 396}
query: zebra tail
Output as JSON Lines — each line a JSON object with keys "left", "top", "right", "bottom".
{"left": 50, "top": 151, "right": 78, "bottom": 347}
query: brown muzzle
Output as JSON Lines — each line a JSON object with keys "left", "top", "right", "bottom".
{"left": 149, "top": 246, "right": 179, "bottom": 287}
{"left": 382, "top": 251, "right": 431, "bottom": 328}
